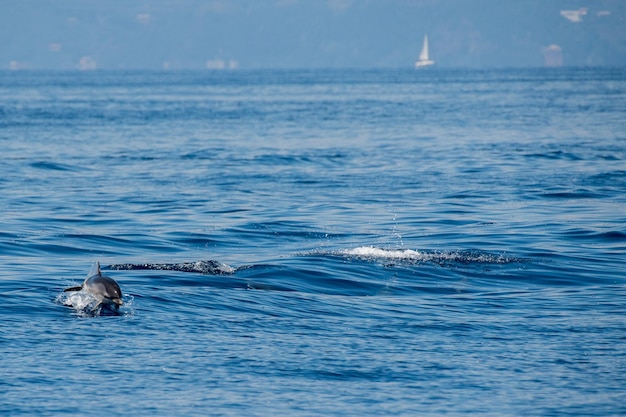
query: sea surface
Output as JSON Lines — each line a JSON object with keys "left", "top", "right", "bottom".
{"left": 1, "top": 68, "right": 625, "bottom": 416}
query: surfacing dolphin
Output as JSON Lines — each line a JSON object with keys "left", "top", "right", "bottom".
{"left": 64, "top": 262, "right": 123, "bottom": 310}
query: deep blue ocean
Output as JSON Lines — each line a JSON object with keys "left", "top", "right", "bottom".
{"left": 1, "top": 68, "right": 625, "bottom": 416}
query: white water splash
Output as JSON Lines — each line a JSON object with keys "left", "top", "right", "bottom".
{"left": 342, "top": 246, "right": 426, "bottom": 260}
{"left": 56, "top": 289, "right": 134, "bottom": 317}
{"left": 55, "top": 290, "right": 102, "bottom": 316}
{"left": 338, "top": 246, "right": 517, "bottom": 264}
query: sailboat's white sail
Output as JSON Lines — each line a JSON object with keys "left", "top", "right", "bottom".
{"left": 419, "top": 36, "right": 430, "bottom": 61}
{"left": 415, "top": 35, "right": 434, "bottom": 68}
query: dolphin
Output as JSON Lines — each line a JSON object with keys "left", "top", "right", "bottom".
{"left": 64, "top": 262, "right": 123, "bottom": 309}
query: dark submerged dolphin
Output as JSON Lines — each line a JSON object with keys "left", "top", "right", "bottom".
{"left": 64, "top": 262, "right": 123, "bottom": 309}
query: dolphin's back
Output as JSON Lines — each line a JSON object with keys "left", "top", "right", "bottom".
{"left": 84, "top": 275, "right": 122, "bottom": 300}
{"left": 83, "top": 262, "right": 123, "bottom": 305}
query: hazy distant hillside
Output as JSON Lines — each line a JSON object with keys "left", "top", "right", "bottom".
{"left": 2, "top": 0, "right": 625, "bottom": 69}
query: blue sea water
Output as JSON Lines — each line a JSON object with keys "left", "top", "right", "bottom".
{"left": 1, "top": 68, "right": 625, "bottom": 416}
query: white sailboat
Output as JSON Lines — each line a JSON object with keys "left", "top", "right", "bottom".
{"left": 414, "top": 35, "right": 434, "bottom": 68}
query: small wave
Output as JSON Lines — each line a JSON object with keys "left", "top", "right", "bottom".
{"left": 538, "top": 190, "right": 602, "bottom": 199}
{"left": 525, "top": 151, "right": 583, "bottom": 161}
{"left": 30, "top": 161, "right": 80, "bottom": 172}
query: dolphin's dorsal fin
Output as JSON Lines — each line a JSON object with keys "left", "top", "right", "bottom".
{"left": 87, "top": 261, "right": 102, "bottom": 278}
